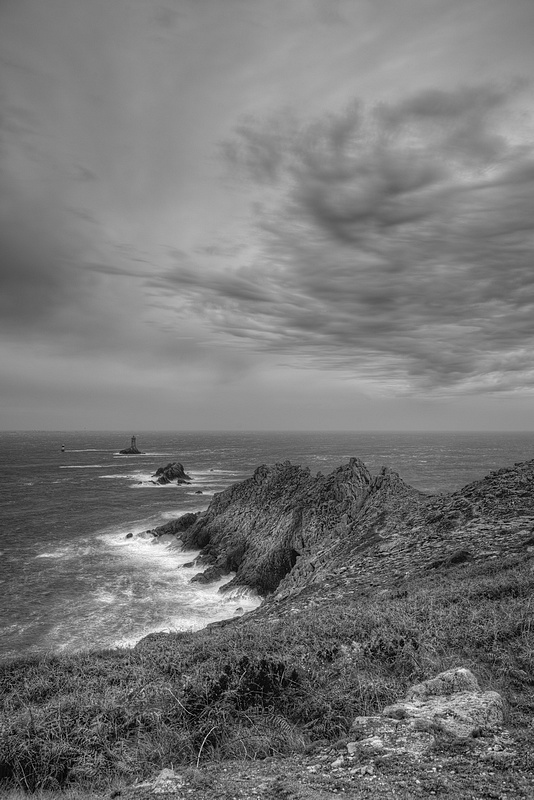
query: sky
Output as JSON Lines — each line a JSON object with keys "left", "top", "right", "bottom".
{"left": 1, "top": 0, "right": 534, "bottom": 431}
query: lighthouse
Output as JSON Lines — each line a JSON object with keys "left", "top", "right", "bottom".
{"left": 119, "top": 435, "right": 142, "bottom": 454}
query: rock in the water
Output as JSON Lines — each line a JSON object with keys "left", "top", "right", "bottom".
{"left": 119, "top": 435, "right": 143, "bottom": 455}
{"left": 152, "top": 462, "right": 191, "bottom": 485}
{"left": 152, "top": 513, "right": 198, "bottom": 537}
{"left": 191, "top": 564, "right": 228, "bottom": 583}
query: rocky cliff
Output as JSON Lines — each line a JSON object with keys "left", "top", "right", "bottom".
{"left": 163, "top": 456, "right": 534, "bottom": 613}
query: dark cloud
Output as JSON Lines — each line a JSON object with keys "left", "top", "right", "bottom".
{"left": 0, "top": 180, "right": 89, "bottom": 334}
{"left": 157, "top": 84, "right": 534, "bottom": 395}
{"left": 0, "top": 173, "right": 156, "bottom": 362}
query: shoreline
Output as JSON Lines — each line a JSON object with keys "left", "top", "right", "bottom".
{"left": 1, "top": 454, "right": 534, "bottom": 795}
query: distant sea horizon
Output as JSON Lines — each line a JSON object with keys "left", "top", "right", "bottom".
{"left": 1, "top": 429, "right": 534, "bottom": 663}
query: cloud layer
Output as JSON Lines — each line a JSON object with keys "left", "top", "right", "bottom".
{"left": 153, "top": 84, "right": 534, "bottom": 396}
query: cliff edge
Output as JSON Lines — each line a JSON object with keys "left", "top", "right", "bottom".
{"left": 169, "top": 456, "right": 534, "bottom": 613}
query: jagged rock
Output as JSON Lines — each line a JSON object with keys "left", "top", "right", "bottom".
{"left": 348, "top": 668, "right": 505, "bottom": 757}
{"left": 381, "top": 667, "right": 504, "bottom": 739}
{"left": 191, "top": 564, "right": 228, "bottom": 584}
{"left": 151, "top": 513, "right": 198, "bottom": 537}
{"left": 180, "top": 458, "right": 376, "bottom": 595}
{"left": 161, "top": 455, "right": 534, "bottom": 608}
{"left": 152, "top": 462, "right": 191, "bottom": 485}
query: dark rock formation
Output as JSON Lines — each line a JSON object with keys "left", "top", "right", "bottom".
{"left": 119, "top": 435, "right": 143, "bottom": 455}
{"left": 174, "top": 456, "right": 534, "bottom": 607}
{"left": 148, "top": 513, "right": 199, "bottom": 538}
{"left": 152, "top": 462, "right": 191, "bottom": 485}
{"left": 180, "top": 458, "right": 379, "bottom": 595}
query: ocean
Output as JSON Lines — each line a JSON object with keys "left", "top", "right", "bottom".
{"left": 1, "top": 430, "right": 533, "bottom": 663}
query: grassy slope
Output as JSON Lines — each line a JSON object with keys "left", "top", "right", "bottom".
{"left": 1, "top": 553, "right": 533, "bottom": 795}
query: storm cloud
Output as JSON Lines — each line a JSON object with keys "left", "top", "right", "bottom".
{"left": 2, "top": 0, "right": 534, "bottom": 429}
{"left": 153, "top": 84, "right": 534, "bottom": 395}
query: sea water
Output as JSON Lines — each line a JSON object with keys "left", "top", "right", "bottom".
{"left": 1, "top": 430, "right": 533, "bottom": 662}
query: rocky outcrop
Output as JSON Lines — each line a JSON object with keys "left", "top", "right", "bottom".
{"left": 152, "top": 462, "right": 191, "bottom": 485}
{"left": 160, "top": 456, "right": 534, "bottom": 606}
{"left": 349, "top": 667, "right": 504, "bottom": 755}
{"left": 179, "top": 458, "right": 378, "bottom": 595}
{"left": 118, "top": 667, "right": 513, "bottom": 799}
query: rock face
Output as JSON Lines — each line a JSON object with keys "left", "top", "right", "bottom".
{"left": 179, "top": 458, "right": 417, "bottom": 595}
{"left": 350, "top": 667, "right": 504, "bottom": 756}
{"left": 152, "top": 462, "right": 191, "bottom": 485}
{"left": 151, "top": 513, "right": 199, "bottom": 536}
{"left": 164, "top": 456, "right": 534, "bottom": 604}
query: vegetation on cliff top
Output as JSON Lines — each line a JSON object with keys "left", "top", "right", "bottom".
{"left": 1, "top": 553, "right": 533, "bottom": 794}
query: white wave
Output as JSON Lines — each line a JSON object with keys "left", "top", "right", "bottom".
{"left": 94, "top": 589, "right": 116, "bottom": 604}
{"left": 59, "top": 464, "right": 106, "bottom": 469}
{"left": 128, "top": 481, "right": 189, "bottom": 489}
{"left": 100, "top": 470, "right": 154, "bottom": 481}
{"left": 159, "top": 507, "right": 204, "bottom": 520}
{"left": 35, "top": 548, "right": 71, "bottom": 559}
{"left": 35, "top": 543, "right": 93, "bottom": 560}
{"left": 221, "top": 585, "right": 259, "bottom": 601}
{"left": 108, "top": 580, "right": 261, "bottom": 651}
{"left": 39, "top": 545, "right": 261, "bottom": 657}
{"left": 69, "top": 449, "right": 113, "bottom": 452}
{"left": 193, "top": 469, "right": 243, "bottom": 476}
{"left": 99, "top": 473, "right": 135, "bottom": 480}
{"left": 96, "top": 523, "right": 197, "bottom": 562}
{"left": 113, "top": 451, "right": 175, "bottom": 458}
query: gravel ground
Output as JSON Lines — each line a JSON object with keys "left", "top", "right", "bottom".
{"left": 117, "top": 723, "right": 534, "bottom": 800}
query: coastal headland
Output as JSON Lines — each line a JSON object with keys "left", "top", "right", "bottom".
{"left": 1, "top": 457, "right": 533, "bottom": 798}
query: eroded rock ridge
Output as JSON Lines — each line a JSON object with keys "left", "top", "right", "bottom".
{"left": 156, "top": 456, "right": 534, "bottom": 608}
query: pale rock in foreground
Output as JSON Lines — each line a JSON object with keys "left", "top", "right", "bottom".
{"left": 349, "top": 667, "right": 505, "bottom": 756}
